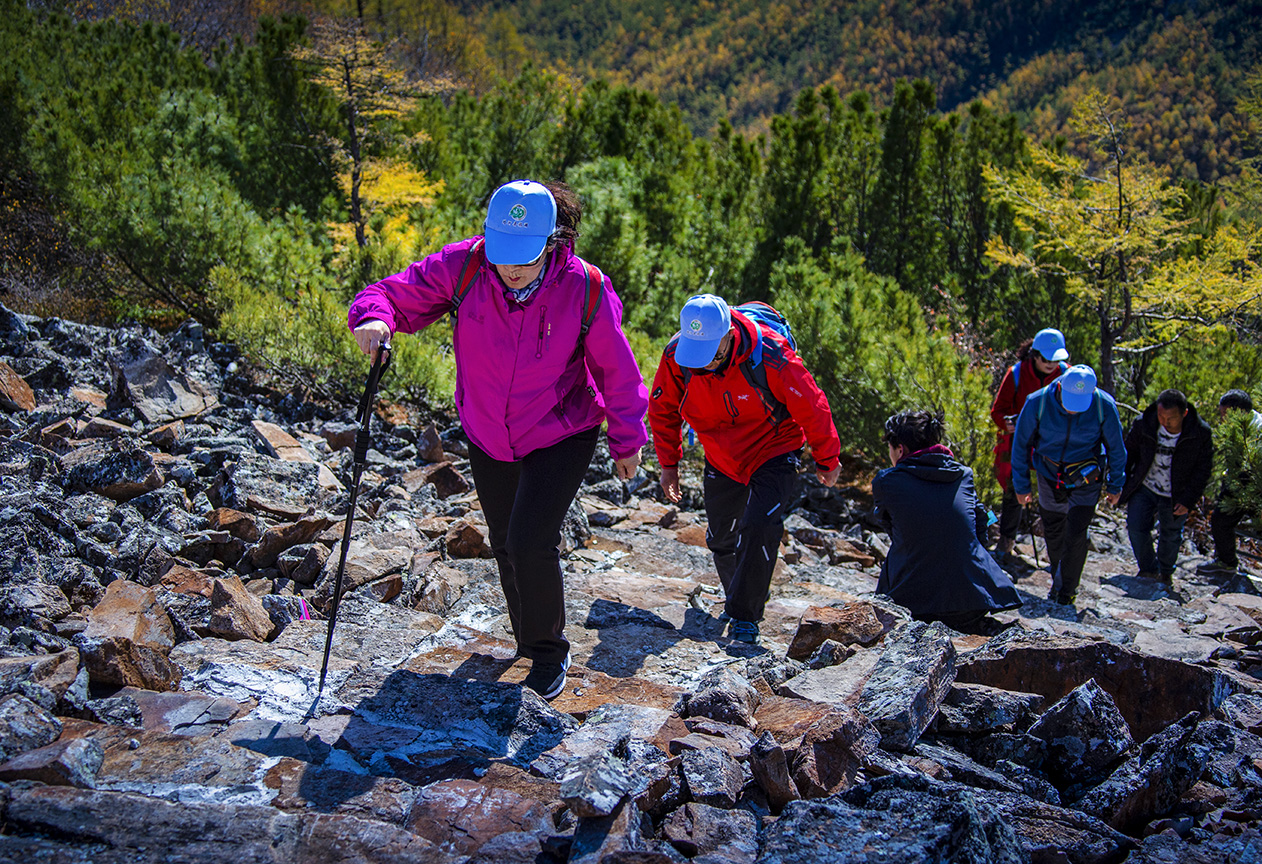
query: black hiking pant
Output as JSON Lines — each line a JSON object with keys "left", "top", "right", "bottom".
{"left": 1211, "top": 504, "right": 1246, "bottom": 568}
{"left": 998, "top": 484, "right": 1022, "bottom": 544}
{"left": 703, "top": 451, "right": 799, "bottom": 623}
{"left": 1036, "top": 474, "right": 1100, "bottom": 600}
{"left": 467, "top": 425, "right": 599, "bottom": 665}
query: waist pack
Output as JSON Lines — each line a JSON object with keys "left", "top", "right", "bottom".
{"left": 1048, "top": 457, "right": 1102, "bottom": 490}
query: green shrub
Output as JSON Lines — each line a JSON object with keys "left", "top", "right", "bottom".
{"left": 768, "top": 237, "right": 997, "bottom": 495}
{"left": 211, "top": 263, "right": 456, "bottom": 409}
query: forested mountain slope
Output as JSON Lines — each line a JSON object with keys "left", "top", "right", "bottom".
{"left": 460, "top": 0, "right": 1262, "bottom": 181}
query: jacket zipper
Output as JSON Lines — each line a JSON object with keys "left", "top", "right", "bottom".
{"left": 537, "top": 306, "right": 547, "bottom": 359}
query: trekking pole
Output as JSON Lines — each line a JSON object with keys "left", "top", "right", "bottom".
{"left": 317, "top": 341, "right": 391, "bottom": 699}
{"left": 1026, "top": 504, "right": 1040, "bottom": 571}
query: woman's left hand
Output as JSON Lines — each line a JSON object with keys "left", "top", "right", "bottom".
{"left": 614, "top": 452, "right": 641, "bottom": 481}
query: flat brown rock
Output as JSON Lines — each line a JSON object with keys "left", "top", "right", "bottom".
{"left": 84, "top": 580, "right": 175, "bottom": 649}
{"left": 0, "top": 360, "right": 35, "bottom": 411}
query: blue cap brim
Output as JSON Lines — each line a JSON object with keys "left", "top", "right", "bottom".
{"left": 675, "top": 335, "right": 724, "bottom": 368}
{"left": 1061, "top": 388, "right": 1094, "bottom": 412}
{"left": 1046, "top": 347, "right": 1069, "bottom": 362}
{"left": 484, "top": 227, "right": 548, "bottom": 266}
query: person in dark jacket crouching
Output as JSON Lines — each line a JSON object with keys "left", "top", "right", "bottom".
{"left": 873, "top": 410, "right": 1022, "bottom": 633}
{"left": 1119, "top": 389, "right": 1213, "bottom": 583}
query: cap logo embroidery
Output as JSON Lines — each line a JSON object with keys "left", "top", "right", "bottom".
{"left": 1073, "top": 381, "right": 1086, "bottom": 391}
{"left": 688, "top": 319, "right": 703, "bottom": 332}
{"left": 509, "top": 204, "right": 527, "bottom": 220}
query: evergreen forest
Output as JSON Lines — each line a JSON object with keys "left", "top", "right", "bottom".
{"left": 2, "top": 0, "right": 1262, "bottom": 501}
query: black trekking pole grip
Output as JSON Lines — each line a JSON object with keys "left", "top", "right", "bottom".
{"left": 316, "top": 342, "right": 390, "bottom": 700}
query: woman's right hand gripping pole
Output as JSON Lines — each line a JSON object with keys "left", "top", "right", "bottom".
{"left": 354, "top": 319, "right": 392, "bottom": 357}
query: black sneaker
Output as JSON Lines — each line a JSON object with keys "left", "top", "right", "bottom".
{"left": 1047, "top": 588, "right": 1076, "bottom": 606}
{"left": 730, "top": 619, "right": 761, "bottom": 645}
{"left": 523, "top": 654, "right": 570, "bottom": 700}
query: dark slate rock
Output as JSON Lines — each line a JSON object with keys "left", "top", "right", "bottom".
{"left": 742, "top": 653, "right": 805, "bottom": 691}
{"left": 584, "top": 598, "right": 676, "bottom": 631}
{"left": 761, "top": 776, "right": 1025, "bottom": 864}
{"left": 856, "top": 620, "right": 956, "bottom": 753}
{"left": 680, "top": 746, "right": 745, "bottom": 809}
{"left": 955, "top": 627, "right": 1235, "bottom": 743}
{"left": 749, "top": 730, "right": 799, "bottom": 815}
{"left": 0, "top": 579, "right": 72, "bottom": 630}
{"left": 81, "top": 694, "right": 144, "bottom": 728}
{"left": 114, "top": 523, "right": 185, "bottom": 581}
{"left": 588, "top": 478, "right": 630, "bottom": 506}
{"left": 216, "top": 452, "right": 324, "bottom": 513}
{"left": 108, "top": 349, "right": 217, "bottom": 424}
{"left": 1077, "top": 711, "right": 1208, "bottom": 834}
{"left": 560, "top": 749, "right": 637, "bottom": 818}
{"left": 912, "top": 742, "right": 1026, "bottom": 794}
{"left": 1188, "top": 719, "right": 1262, "bottom": 802}
{"left": 936, "top": 683, "right": 1044, "bottom": 734}
{"left": 562, "top": 496, "right": 591, "bottom": 553}
{"left": 1129, "top": 829, "right": 1262, "bottom": 864}
{"left": 1028, "top": 679, "right": 1135, "bottom": 792}
{"left": 682, "top": 667, "right": 759, "bottom": 729}
{"left": 127, "top": 483, "right": 192, "bottom": 521}
{"left": 0, "top": 736, "right": 104, "bottom": 788}
{"left": 60, "top": 439, "right": 162, "bottom": 503}
{"left": 1213, "top": 692, "right": 1262, "bottom": 734}
{"left": 569, "top": 798, "right": 659, "bottom": 864}
{"left": 352, "top": 671, "right": 578, "bottom": 769}
{"left": 220, "top": 717, "right": 331, "bottom": 763}
{"left": 993, "top": 760, "right": 1061, "bottom": 805}
{"left": 661, "top": 802, "right": 758, "bottom": 862}
{"left": 60, "top": 493, "right": 117, "bottom": 529}
{"left": 0, "top": 693, "right": 62, "bottom": 761}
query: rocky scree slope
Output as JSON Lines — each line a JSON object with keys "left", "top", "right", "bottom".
{"left": 0, "top": 306, "right": 1259, "bottom": 862}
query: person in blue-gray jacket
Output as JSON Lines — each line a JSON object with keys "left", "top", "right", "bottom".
{"left": 1011, "top": 365, "right": 1127, "bottom": 606}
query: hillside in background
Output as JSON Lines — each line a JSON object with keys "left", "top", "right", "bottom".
{"left": 458, "top": 0, "right": 1262, "bottom": 182}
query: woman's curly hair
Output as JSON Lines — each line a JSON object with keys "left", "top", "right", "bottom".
{"left": 883, "top": 409, "right": 945, "bottom": 452}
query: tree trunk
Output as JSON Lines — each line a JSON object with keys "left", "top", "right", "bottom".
{"left": 1098, "top": 299, "right": 1115, "bottom": 396}
{"left": 342, "top": 57, "right": 365, "bottom": 249}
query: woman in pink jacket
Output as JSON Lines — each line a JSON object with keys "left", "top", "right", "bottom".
{"left": 348, "top": 179, "right": 649, "bottom": 699}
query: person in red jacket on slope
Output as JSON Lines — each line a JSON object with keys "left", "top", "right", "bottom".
{"left": 988, "top": 328, "right": 1069, "bottom": 567}
{"left": 649, "top": 294, "right": 841, "bottom": 646}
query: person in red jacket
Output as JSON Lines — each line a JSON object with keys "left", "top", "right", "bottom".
{"left": 988, "top": 328, "right": 1069, "bottom": 567}
{"left": 649, "top": 294, "right": 841, "bottom": 645}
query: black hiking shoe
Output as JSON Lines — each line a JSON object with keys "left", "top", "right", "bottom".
{"left": 730, "top": 619, "right": 761, "bottom": 645}
{"left": 1047, "top": 587, "right": 1076, "bottom": 606}
{"left": 523, "top": 654, "right": 570, "bottom": 700}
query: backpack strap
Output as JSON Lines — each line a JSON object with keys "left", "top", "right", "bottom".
{"left": 748, "top": 324, "right": 764, "bottom": 368}
{"left": 452, "top": 241, "right": 602, "bottom": 344}
{"left": 1012, "top": 360, "right": 1021, "bottom": 391}
{"left": 676, "top": 326, "right": 786, "bottom": 424}
{"left": 578, "top": 259, "right": 604, "bottom": 344}
{"left": 450, "top": 238, "right": 485, "bottom": 321}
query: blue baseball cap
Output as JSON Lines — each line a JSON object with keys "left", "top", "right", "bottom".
{"left": 675, "top": 294, "right": 732, "bottom": 368}
{"left": 1057, "top": 365, "right": 1097, "bottom": 412}
{"left": 1031, "top": 328, "right": 1069, "bottom": 362}
{"left": 483, "top": 180, "right": 557, "bottom": 265}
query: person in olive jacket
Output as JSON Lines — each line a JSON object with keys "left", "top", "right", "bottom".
{"left": 1119, "top": 389, "right": 1213, "bottom": 583}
